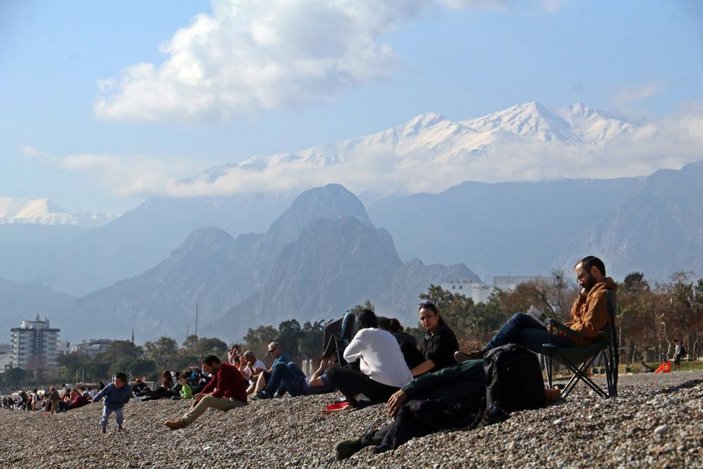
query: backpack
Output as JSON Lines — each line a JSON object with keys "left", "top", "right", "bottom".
{"left": 483, "top": 344, "right": 546, "bottom": 414}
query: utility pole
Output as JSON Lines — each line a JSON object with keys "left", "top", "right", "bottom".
{"left": 195, "top": 302, "right": 199, "bottom": 338}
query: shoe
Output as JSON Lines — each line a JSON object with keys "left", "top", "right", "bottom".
{"left": 335, "top": 438, "right": 363, "bottom": 460}
{"left": 118, "top": 426, "right": 125, "bottom": 432}
{"left": 455, "top": 350, "right": 483, "bottom": 363}
{"left": 255, "top": 391, "right": 271, "bottom": 400}
{"left": 165, "top": 418, "right": 188, "bottom": 430}
{"left": 101, "top": 427, "right": 106, "bottom": 434}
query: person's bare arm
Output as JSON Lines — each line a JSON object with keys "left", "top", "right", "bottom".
{"left": 410, "top": 359, "right": 435, "bottom": 377}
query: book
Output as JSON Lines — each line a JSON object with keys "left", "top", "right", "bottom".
{"left": 526, "top": 305, "right": 550, "bottom": 328}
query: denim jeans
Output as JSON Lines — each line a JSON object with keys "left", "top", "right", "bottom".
{"left": 265, "top": 362, "right": 307, "bottom": 396}
{"left": 100, "top": 406, "right": 124, "bottom": 429}
{"left": 484, "top": 312, "right": 574, "bottom": 354}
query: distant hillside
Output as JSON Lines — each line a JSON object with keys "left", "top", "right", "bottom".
{"left": 0, "top": 192, "right": 296, "bottom": 296}
{"left": 366, "top": 161, "right": 703, "bottom": 281}
{"left": 55, "top": 185, "right": 478, "bottom": 342}
{"left": 0, "top": 277, "right": 74, "bottom": 342}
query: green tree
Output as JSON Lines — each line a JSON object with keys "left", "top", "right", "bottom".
{"left": 0, "top": 366, "right": 31, "bottom": 387}
{"left": 126, "top": 358, "right": 158, "bottom": 380}
{"left": 243, "top": 325, "right": 279, "bottom": 359}
{"left": 298, "top": 321, "right": 325, "bottom": 361}
{"left": 58, "top": 352, "right": 91, "bottom": 383}
{"left": 277, "top": 320, "right": 302, "bottom": 361}
{"left": 143, "top": 337, "right": 180, "bottom": 371}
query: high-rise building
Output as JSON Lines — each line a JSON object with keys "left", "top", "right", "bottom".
{"left": 10, "top": 316, "right": 61, "bottom": 372}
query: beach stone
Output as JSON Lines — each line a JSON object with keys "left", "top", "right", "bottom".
{"left": 1, "top": 370, "right": 703, "bottom": 467}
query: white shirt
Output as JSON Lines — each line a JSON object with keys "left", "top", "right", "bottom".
{"left": 241, "top": 359, "right": 267, "bottom": 380}
{"left": 252, "top": 359, "right": 266, "bottom": 372}
{"left": 343, "top": 328, "right": 413, "bottom": 388}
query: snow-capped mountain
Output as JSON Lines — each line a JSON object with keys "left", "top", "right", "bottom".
{"left": 194, "top": 101, "right": 635, "bottom": 186}
{"left": 0, "top": 197, "right": 116, "bottom": 227}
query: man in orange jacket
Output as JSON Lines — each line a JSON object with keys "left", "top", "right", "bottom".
{"left": 463, "top": 256, "right": 617, "bottom": 357}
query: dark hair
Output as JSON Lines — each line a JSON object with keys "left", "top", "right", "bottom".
{"left": 203, "top": 355, "right": 221, "bottom": 366}
{"left": 576, "top": 256, "right": 606, "bottom": 277}
{"left": 377, "top": 316, "right": 391, "bottom": 330}
{"left": 418, "top": 301, "right": 448, "bottom": 328}
{"left": 356, "top": 309, "right": 378, "bottom": 329}
{"left": 418, "top": 301, "right": 439, "bottom": 314}
{"left": 115, "top": 372, "right": 128, "bottom": 383}
{"left": 389, "top": 318, "right": 403, "bottom": 333}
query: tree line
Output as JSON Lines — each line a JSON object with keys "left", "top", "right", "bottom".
{"left": 3, "top": 270, "right": 700, "bottom": 388}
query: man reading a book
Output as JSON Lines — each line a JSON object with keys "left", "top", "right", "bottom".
{"left": 460, "top": 256, "right": 617, "bottom": 358}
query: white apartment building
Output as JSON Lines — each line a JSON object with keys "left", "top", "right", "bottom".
{"left": 10, "top": 316, "right": 61, "bottom": 371}
{"left": 440, "top": 275, "right": 551, "bottom": 305}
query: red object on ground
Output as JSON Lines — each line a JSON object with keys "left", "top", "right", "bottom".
{"left": 655, "top": 360, "right": 672, "bottom": 373}
{"left": 322, "top": 401, "right": 351, "bottom": 413}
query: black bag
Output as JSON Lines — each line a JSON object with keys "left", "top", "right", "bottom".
{"left": 483, "top": 344, "right": 546, "bottom": 413}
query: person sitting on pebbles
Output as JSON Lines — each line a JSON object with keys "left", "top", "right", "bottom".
{"left": 248, "top": 342, "right": 291, "bottom": 397}
{"left": 165, "top": 355, "right": 248, "bottom": 430}
{"left": 326, "top": 309, "right": 413, "bottom": 408}
{"left": 334, "top": 360, "right": 562, "bottom": 460}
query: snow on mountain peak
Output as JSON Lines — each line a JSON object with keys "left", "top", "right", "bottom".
{"left": 0, "top": 197, "right": 116, "bottom": 227}
{"left": 399, "top": 112, "right": 449, "bottom": 134}
{"left": 461, "top": 101, "right": 577, "bottom": 143}
{"left": 556, "top": 103, "right": 634, "bottom": 144}
{"left": 188, "top": 101, "right": 637, "bottom": 194}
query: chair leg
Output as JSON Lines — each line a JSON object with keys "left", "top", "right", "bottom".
{"left": 558, "top": 353, "right": 608, "bottom": 399}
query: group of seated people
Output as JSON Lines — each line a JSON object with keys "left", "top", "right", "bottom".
{"left": 4, "top": 254, "right": 614, "bottom": 461}
{"left": 161, "top": 255, "right": 617, "bottom": 462}
{"left": 134, "top": 367, "right": 211, "bottom": 401}
{"left": 2, "top": 384, "right": 98, "bottom": 413}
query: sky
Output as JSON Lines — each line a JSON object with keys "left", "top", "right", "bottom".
{"left": 1, "top": 0, "right": 702, "bottom": 214}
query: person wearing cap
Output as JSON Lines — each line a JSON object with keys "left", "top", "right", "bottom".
{"left": 326, "top": 309, "right": 413, "bottom": 408}
{"left": 410, "top": 301, "right": 459, "bottom": 377}
{"left": 249, "top": 342, "right": 290, "bottom": 396}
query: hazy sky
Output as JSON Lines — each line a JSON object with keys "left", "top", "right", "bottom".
{"left": 1, "top": 0, "right": 702, "bottom": 213}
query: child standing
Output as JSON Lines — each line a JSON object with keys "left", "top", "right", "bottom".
{"left": 92, "top": 372, "right": 132, "bottom": 433}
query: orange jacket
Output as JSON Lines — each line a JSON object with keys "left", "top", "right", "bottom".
{"left": 565, "top": 277, "right": 617, "bottom": 345}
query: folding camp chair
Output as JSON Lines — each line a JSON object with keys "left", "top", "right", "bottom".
{"left": 542, "top": 290, "right": 618, "bottom": 398}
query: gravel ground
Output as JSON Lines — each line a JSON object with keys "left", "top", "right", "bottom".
{"left": 1, "top": 370, "right": 702, "bottom": 468}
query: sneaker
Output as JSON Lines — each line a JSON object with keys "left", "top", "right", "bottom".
{"left": 165, "top": 418, "right": 188, "bottom": 430}
{"left": 455, "top": 350, "right": 483, "bottom": 363}
{"left": 117, "top": 426, "right": 125, "bottom": 432}
{"left": 335, "top": 438, "right": 363, "bottom": 460}
{"left": 255, "top": 390, "right": 271, "bottom": 400}
{"left": 101, "top": 427, "right": 106, "bottom": 434}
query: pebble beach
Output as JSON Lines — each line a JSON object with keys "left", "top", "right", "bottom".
{"left": 1, "top": 370, "right": 702, "bottom": 468}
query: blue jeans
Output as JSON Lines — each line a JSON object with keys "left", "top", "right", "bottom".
{"left": 100, "top": 406, "right": 124, "bottom": 429}
{"left": 484, "top": 313, "right": 574, "bottom": 354}
{"left": 265, "top": 362, "right": 306, "bottom": 396}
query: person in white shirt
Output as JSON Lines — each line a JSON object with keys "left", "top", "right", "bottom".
{"left": 327, "top": 309, "right": 413, "bottom": 408}
{"left": 240, "top": 350, "right": 267, "bottom": 381}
